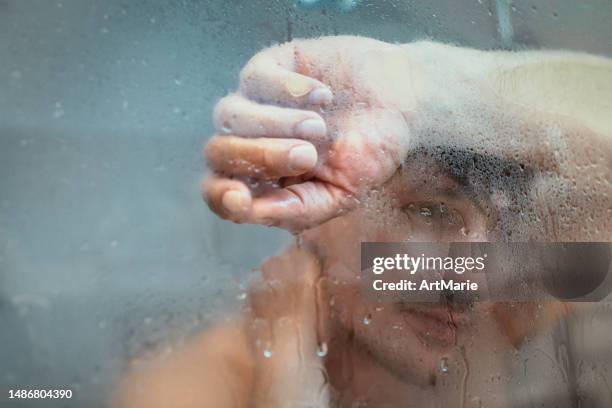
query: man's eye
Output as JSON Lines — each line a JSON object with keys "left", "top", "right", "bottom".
{"left": 401, "top": 201, "right": 464, "bottom": 228}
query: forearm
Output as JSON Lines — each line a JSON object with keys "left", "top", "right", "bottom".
{"left": 402, "top": 40, "right": 612, "bottom": 136}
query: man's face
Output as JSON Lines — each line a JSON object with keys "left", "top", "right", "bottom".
{"left": 301, "top": 165, "right": 498, "bottom": 385}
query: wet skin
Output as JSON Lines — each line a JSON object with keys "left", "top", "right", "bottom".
{"left": 115, "top": 36, "right": 612, "bottom": 407}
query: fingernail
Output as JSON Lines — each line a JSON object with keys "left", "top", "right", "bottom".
{"left": 286, "top": 76, "right": 314, "bottom": 97}
{"left": 222, "top": 190, "right": 250, "bottom": 214}
{"left": 295, "top": 118, "right": 327, "bottom": 139}
{"left": 288, "top": 144, "right": 318, "bottom": 172}
{"left": 308, "top": 87, "right": 333, "bottom": 105}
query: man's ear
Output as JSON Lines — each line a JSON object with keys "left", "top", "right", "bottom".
{"left": 491, "top": 301, "right": 571, "bottom": 348}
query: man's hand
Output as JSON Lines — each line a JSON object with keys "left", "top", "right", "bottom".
{"left": 202, "top": 36, "right": 418, "bottom": 231}
{"left": 203, "top": 36, "right": 612, "bottom": 239}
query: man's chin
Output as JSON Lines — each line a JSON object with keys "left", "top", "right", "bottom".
{"left": 351, "top": 306, "right": 462, "bottom": 386}
{"left": 354, "top": 324, "right": 440, "bottom": 386}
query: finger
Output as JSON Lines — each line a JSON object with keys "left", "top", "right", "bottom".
{"left": 239, "top": 48, "right": 333, "bottom": 107}
{"left": 248, "top": 181, "right": 356, "bottom": 232}
{"left": 204, "top": 176, "right": 357, "bottom": 231}
{"left": 205, "top": 136, "right": 318, "bottom": 178}
{"left": 201, "top": 175, "right": 252, "bottom": 221}
{"left": 214, "top": 94, "right": 327, "bottom": 141}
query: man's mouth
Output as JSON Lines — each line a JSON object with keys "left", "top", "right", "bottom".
{"left": 397, "top": 302, "right": 471, "bottom": 347}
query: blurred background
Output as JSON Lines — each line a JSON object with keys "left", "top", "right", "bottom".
{"left": 1, "top": 0, "right": 611, "bottom": 406}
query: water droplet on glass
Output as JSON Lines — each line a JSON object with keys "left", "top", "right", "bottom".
{"left": 363, "top": 313, "right": 372, "bottom": 325}
{"left": 439, "top": 357, "right": 449, "bottom": 374}
{"left": 53, "top": 101, "right": 64, "bottom": 118}
{"left": 419, "top": 207, "right": 432, "bottom": 217}
{"left": 316, "top": 342, "right": 328, "bottom": 357}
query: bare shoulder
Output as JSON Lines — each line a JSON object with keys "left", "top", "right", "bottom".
{"left": 112, "top": 321, "right": 254, "bottom": 408}
{"left": 112, "top": 245, "right": 323, "bottom": 408}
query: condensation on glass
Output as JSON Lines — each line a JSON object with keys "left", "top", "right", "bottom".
{"left": 0, "top": 1, "right": 610, "bottom": 407}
